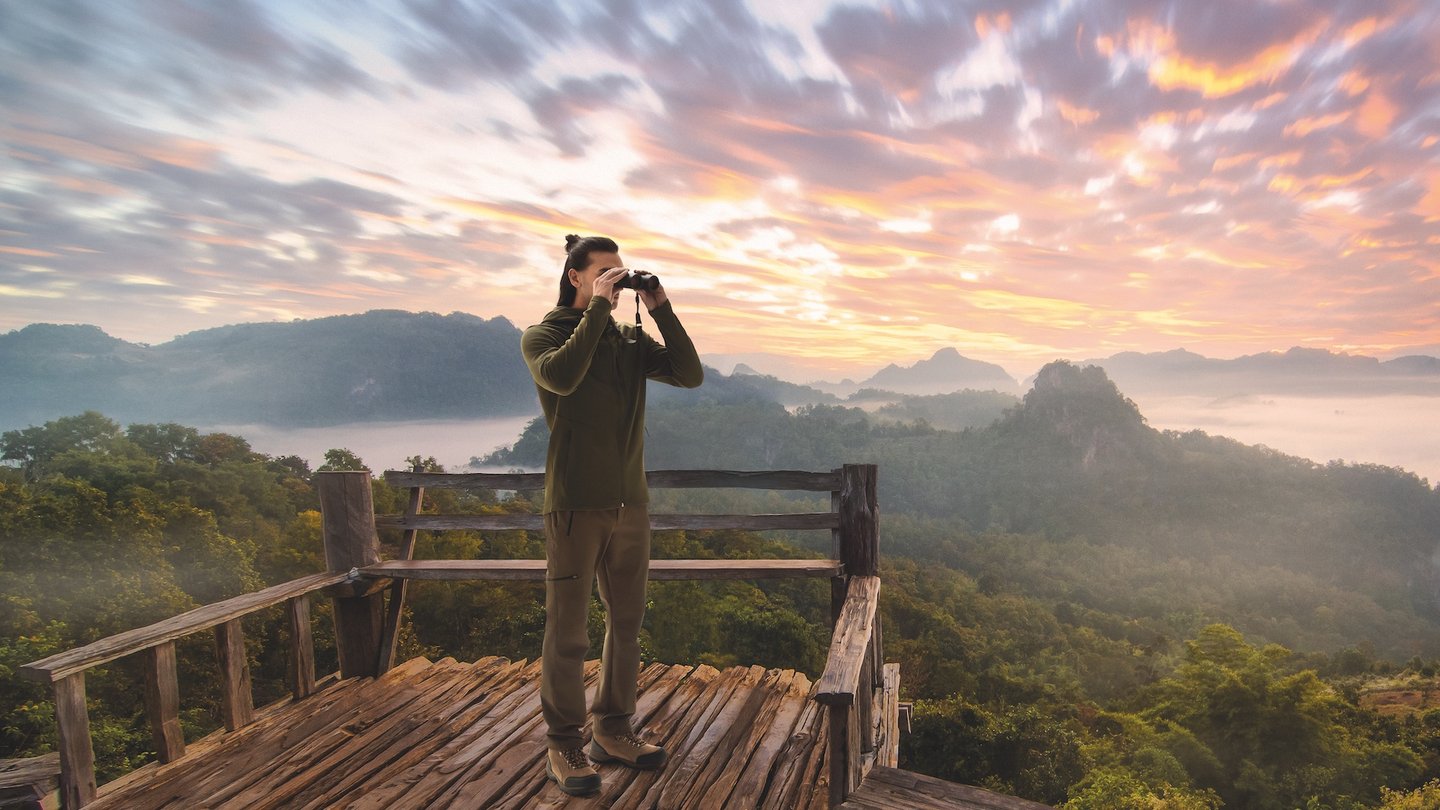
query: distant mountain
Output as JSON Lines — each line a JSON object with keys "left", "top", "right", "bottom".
{"left": 1077, "top": 347, "right": 1440, "bottom": 396}
{"left": 0, "top": 312, "right": 538, "bottom": 428}
{"left": 728, "top": 367, "right": 841, "bottom": 407}
{"left": 856, "top": 348, "right": 1019, "bottom": 395}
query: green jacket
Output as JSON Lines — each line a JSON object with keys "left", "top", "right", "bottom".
{"left": 521, "top": 297, "right": 703, "bottom": 513}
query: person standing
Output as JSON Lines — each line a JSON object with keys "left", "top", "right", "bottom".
{"left": 521, "top": 234, "right": 704, "bottom": 796}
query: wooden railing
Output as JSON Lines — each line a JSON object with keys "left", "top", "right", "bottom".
{"left": 20, "top": 464, "right": 888, "bottom": 809}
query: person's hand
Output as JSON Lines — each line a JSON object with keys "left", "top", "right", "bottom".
{"left": 637, "top": 274, "right": 668, "bottom": 311}
{"left": 591, "top": 267, "right": 628, "bottom": 307}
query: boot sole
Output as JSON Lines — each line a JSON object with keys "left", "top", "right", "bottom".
{"left": 588, "top": 741, "right": 666, "bottom": 770}
{"left": 546, "top": 760, "right": 601, "bottom": 796}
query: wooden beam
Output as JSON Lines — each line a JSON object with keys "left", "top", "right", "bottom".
{"left": 361, "top": 558, "right": 843, "bottom": 581}
{"left": 19, "top": 571, "right": 347, "bottom": 683}
{"left": 382, "top": 468, "right": 842, "bottom": 492}
{"left": 54, "top": 674, "right": 95, "bottom": 809}
{"left": 814, "top": 576, "right": 880, "bottom": 706}
{"left": 286, "top": 596, "right": 315, "bottom": 700}
{"left": 375, "top": 512, "right": 839, "bottom": 532}
{"left": 214, "top": 619, "right": 254, "bottom": 732}
{"left": 142, "top": 642, "right": 185, "bottom": 763}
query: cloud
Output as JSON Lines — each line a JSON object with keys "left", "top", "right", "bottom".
{"left": 397, "top": 0, "right": 563, "bottom": 90}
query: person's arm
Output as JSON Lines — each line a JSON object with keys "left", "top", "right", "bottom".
{"left": 641, "top": 299, "right": 704, "bottom": 388}
{"left": 522, "top": 297, "right": 613, "bottom": 395}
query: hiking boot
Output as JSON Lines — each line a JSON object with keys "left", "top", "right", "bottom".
{"left": 589, "top": 729, "right": 667, "bottom": 770}
{"left": 546, "top": 747, "right": 601, "bottom": 796}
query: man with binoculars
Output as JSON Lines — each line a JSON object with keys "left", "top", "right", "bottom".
{"left": 521, "top": 234, "right": 704, "bottom": 796}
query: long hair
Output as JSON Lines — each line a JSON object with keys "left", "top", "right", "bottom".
{"left": 557, "top": 234, "right": 619, "bottom": 306}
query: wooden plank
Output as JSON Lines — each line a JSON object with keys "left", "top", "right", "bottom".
{"left": 203, "top": 657, "right": 512, "bottom": 807}
{"left": 858, "top": 637, "right": 875, "bottom": 757}
{"left": 879, "top": 663, "right": 900, "bottom": 769}
{"left": 348, "top": 658, "right": 562, "bottom": 809}
{"left": 815, "top": 577, "right": 880, "bottom": 705}
{"left": 0, "top": 753, "right": 59, "bottom": 788}
{"left": 484, "top": 661, "right": 687, "bottom": 810}
{"left": 655, "top": 665, "right": 768, "bottom": 808}
{"left": 362, "top": 558, "right": 842, "bottom": 581}
{"left": 54, "top": 674, "right": 96, "bottom": 809}
{"left": 601, "top": 664, "right": 725, "bottom": 810}
{"left": 728, "top": 670, "right": 814, "bottom": 808}
{"left": 375, "top": 512, "right": 839, "bottom": 532}
{"left": 142, "top": 642, "right": 185, "bottom": 763}
{"left": 214, "top": 619, "right": 255, "bottom": 732}
{"left": 843, "top": 767, "right": 1056, "bottom": 809}
{"left": 424, "top": 661, "right": 601, "bottom": 808}
{"left": 85, "top": 668, "right": 368, "bottom": 809}
{"left": 240, "top": 659, "right": 494, "bottom": 809}
{"left": 0, "top": 753, "right": 60, "bottom": 809}
{"left": 181, "top": 658, "right": 462, "bottom": 809}
{"left": 287, "top": 596, "right": 316, "bottom": 700}
{"left": 19, "top": 571, "right": 347, "bottom": 682}
{"left": 383, "top": 469, "right": 842, "bottom": 492}
{"left": 758, "top": 692, "right": 824, "bottom": 810}
{"left": 801, "top": 708, "right": 832, "bottom": 810}
{"left": 679, "top": 669, "right": 799, "bottom": 807}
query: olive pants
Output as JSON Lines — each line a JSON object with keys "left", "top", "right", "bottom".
{"left": 541, "top": 505, "right": 650, "bottom": 751}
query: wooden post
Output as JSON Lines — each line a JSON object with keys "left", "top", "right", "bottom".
{"left": 214, "top": 619, "right": 254, "bottom": 731}
{"left": 142, "top": 642, "right": 185, "bottom": 763}
{"left": 827, "top": 702, "right": 850, "bottom": 808}
{"left": 317, "top": 471, "right": 384, "bottom": 679}
{"left": 377, "top": 482, "right": 424, "bottom": 674}
{"left": 838, "top": 464, "right": 879, "bottom": 577}
{"left": 54, "top": 674, "right": 96, "bottom": 808}
{"left": 287, "top": 596, "right": 316, "bottom": 700}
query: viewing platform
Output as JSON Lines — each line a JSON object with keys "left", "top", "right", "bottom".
{"left": 19, "top": 465, "right": 1052, "bottom": 809}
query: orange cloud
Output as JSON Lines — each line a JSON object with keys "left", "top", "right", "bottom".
{"left": 1058, "top": 100, "right": 1100, "bottom": 126}
{"left": 1128, "top": 18, "right": 1325, "bottom": 98}
{"left": 1284, "top": 111, "right": 1351, "bottom": 138}
{"left": 1355, "top": 91, "right": 1398, "bottom": 140}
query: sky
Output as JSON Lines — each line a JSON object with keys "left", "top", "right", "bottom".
{"left": 2, "top": 0, "right": 1439, "bottom": 379}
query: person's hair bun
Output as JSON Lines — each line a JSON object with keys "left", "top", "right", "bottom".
{"left": 564, "top": 234, "right": 581, "bottom": 252}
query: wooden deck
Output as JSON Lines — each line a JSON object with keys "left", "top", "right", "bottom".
{"left": 81, "top": 654, "right": 1048, "bottom": 809}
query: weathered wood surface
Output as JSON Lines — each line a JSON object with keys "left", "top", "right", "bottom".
{"left": 815, "top": 576, "right": 880, "bottom": 705}
{"left": 377, "top": 483, "right": 424, "bottom": 674}
{"left": 142, "top": 643, "right": 185, "bottom": 763}
{"left": 0, "top": 753, "right": 60, "bottom": 808}
{"left": 286, "top": 596, "right": 316, "bottom": 700}
{"left": 318, "top": 471, "right": 386, "bottom": 680}
{"left": 214, "top": 619, "right": 255, "bottom": 732}
{"left": 19, "top": 572, "right": 347, "bottom": 682}
{"left": 839, "top": 464, "right": 879, "bottom": 578}
{"left": 839, "top": 766, "right": 1055, "bottom": 809}
{"left": 55, "top": 673, "right": 96, "bottom": 809}
{"left": 375, "top": 512, "right": 840, "bottom": 532}
{"left": 362, "top": 558, "right": 843, "bottom": 581}
{"left": 383, "top": 469, "right": 843, "bottom": 492}
{"left": 81, "top": 652, "right": 1045, "bottom": 809}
